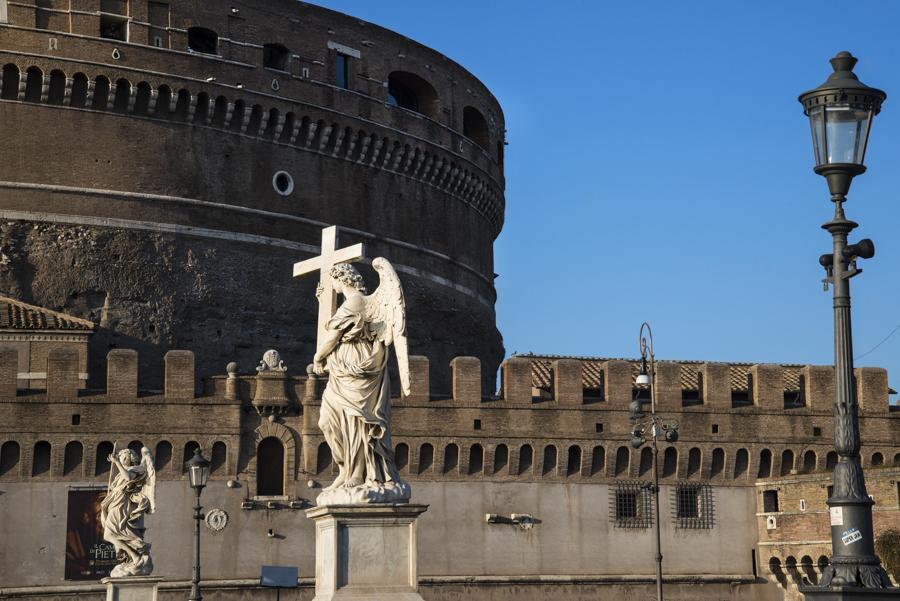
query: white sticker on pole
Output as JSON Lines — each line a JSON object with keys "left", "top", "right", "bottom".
{"left": 830, "top": 506, "right": 843, "bottom": 526}
{"left": 841, "top": 528, "right": 862, "bottom": 546}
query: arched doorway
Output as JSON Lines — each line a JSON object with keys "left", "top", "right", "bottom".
{"left": 257, "top": 437, "right": 284, "bottom": 496}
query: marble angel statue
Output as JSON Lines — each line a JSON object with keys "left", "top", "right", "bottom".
{"left": 100, "top": 446, "right": 156, "bottom": 577}
{"left": 312, "top": 257, "right": 412, "bottom": 505}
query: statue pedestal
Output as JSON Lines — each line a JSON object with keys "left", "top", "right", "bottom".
{"left": 101, "top": 576, "right": 162, "bottom": 601}
{"left": 306, "top": 503, "right": 428, "bottom": 601}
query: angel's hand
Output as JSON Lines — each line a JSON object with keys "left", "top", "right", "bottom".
{"left": 315, "top": 282, "right": 324, "bottom": 300}
{"left": 107, "top": 454, "right": 115, "bottom": 463}
{"left": 313, "top": 360, "right": 327, "bottom": 375}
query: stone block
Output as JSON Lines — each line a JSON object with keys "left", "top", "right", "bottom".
{"left": 404, "top": 355, "right": 429, "bottom": 401}
{"left": 164, "top": 350, "right": 195, "bottom": 399}
{"left": 700, "top": 363, "right": 731, "bottom": 408}
{"left": 450, "top": 356, "right": 480, "bottom": 403}
{"left": 501, "top": 356, "right": 532, "bottom": 404}
{"left": 102, "top": 576, "right": 162, "bottom": 601}
{"left": 552, "top": 359, "right": 582, "bottom": 405}
{"left": 107, "top": 349, "right": 138, "bottom": 398}
{"left": 855, "top": 367, "right": 888, "bottom": 413}
{"left": 602, "top": 360, "right": 632, "bottom": 406}
{"left": 750, "top": 364, "right": 783, "bottom": 410}
{"left": 803, "top": 365, "right": 834, "bottom": 410}
{"left": 47, "top": 347, "right": 79, "bottom": 399}
{"left": 654, "top": 362, "right": 682, "bottom": 411}
{"left": 0, "top": 347, "right": 17, "bottom": 398}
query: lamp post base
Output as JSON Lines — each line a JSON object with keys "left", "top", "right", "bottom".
{"left": 800, "top": 585, "right": 900, "bottom": 601}
{"left": 101, "top": 576, "right": 162, "bottom": 601}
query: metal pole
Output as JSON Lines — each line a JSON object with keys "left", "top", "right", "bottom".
{"left": 189, "top": 486, "right": 203, "bottom": 601}
{"left": 649, "top": 343, "right": 663, "bottom": 601}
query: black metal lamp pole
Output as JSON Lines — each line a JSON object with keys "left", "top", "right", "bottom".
{"left": 798, "top": 52, "right": 895, "bottom": 600}
{"left": 185, "top": 449, "right": 211, "bottom": 601}
{"left": 630, "top": 322, "right": 679, "bottom": 601}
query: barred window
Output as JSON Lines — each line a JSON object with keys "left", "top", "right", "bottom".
{"left": 672, "top": 482, "right": 714, "bottom": 529}
{"left": 610, "top": 480, "right": 653, "bottom": 528}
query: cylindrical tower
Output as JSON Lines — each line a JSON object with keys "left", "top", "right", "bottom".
{"left": 0, "top": 0, "right": 505, "bottom": 392}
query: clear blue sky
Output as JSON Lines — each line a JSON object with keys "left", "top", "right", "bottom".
{"left": 315, "top": 1, "right": 900, "bottom": 401}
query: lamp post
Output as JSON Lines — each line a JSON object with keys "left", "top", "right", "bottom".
{"left": 797, "top": 52, "right": 895, "bottom": 600}
{"left": 629, "top": 322, "right": 679, "bottom": 601}
{"left": 185, "top": 448, "right": 211, "bottom": 601}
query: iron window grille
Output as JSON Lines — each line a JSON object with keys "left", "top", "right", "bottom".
{"left": 672, "top": 481, "right": 714, "bottom": 529}
{"left": 610, "top": 480, "right": 653, "bottom": 529}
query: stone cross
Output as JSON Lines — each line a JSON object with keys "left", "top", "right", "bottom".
{"left": 293, "top": 226, "right": 365, "bottom": 343}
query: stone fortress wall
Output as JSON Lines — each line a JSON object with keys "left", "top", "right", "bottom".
{"left": 0, "top": 346, "right": 896, "bottom": 599}
{"left": 0, "top": 0, "right": 505, "bottom": 393}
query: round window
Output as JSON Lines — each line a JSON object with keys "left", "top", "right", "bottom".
{"left": 272, "top": 171, "right": 294, "bottom": 196}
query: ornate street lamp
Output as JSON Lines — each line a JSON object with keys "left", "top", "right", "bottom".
{"left": 185, "top": 448, "right": 211, "bottom": 601}
{"left": 797, "top": 52, "right": 895, "bottom": 599}
{"left": 630, "top": 322, "right": 679, "bottom": 601}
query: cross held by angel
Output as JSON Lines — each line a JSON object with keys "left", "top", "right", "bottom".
{"left": 294, "top": 226, "right": 411, "bottom": 505}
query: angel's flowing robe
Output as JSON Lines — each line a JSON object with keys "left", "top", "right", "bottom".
{"left": 319, "top": 295, "right": 401, "bottom": 487}
{"left": 100, "top": 466, "right": 150, "bottom": 563}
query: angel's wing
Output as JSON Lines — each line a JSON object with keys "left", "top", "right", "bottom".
{"left": 364, "top": 257, "right": 410, "bottom": 396}
{"left": 140, "top": 447, "right": 157, "bottom": 514}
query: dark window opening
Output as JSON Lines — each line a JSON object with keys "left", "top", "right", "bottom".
{"left": 518, "top": 444, "right": 533, "bottom": 475}
{"left": 263, "top": 43, "right": 290, "bottom": 71}
{"left": 395, "top": 443, "right": 408, "bottom": 473}
{"left": 443, "top": 443, "right": 459, "bottom": 473}
{"left": 335, "top": 54, "right": 350, "bottom": 89}
{"left": 182, "top": 441, "right": 199, "bottom": 472}
{"left": 595, "top": 422, "right": 603, "bottom": 433}
{"left": 614, "top": 446, "right": 630, "bottom": 476}
{"left": 92, "top": 76, "right": 111, "bottom": 110}
{"left": 463, "top": 106, "right": 490, "bottom": 150}
{"left": 100, "top": 14, "right": 128, "bottom": 41}
{"left": 662, "top": 447, "right": 678, "bottom": 478}
{"left": 758, "top": 449, "right": 772, "bottom": 478}
{"left": 0, "top": 441, "right": 20, "bottom": 477}
{"left": 813, "top": 426, "right": 822, "bottom": 437}
{"left": 674, "top": 482, "right": 714, "bottom": 528}
{"left": 682, "top": 388, "right": 701, "bottom": 405}
{"left": 316, "top": 441, "right": 332, "bottom": 475}
{"left": 710, "top": 448, "right": 725, "bottom": 478}
{"left": 542, "top": 445, "right": 557, "bottom": 476}
{"left": 48, "top": 70, "right": 66, "bottom": 105}
{"left": 590, "top": 446, "right": 605, "bottom": 476}
{"left": 872, "top": 452, "right": 884, "bottom": 467}
{"left": 418, "top": 443, "right": 433, "bottom": 474}
{"left": 803, "top": 451, "right": 816, "bottom": 473}
{"left": 827, "top": 485, "right": 834, "bottom": 499}
{"left": 210, "top": 441, "right": 226, "bottom": 475}
{"left": 386, "top": 71, "right": 439, "bottom": 118}
{"left": 638, "top": 447, "right": 652, "bottom": 477}
{"left": 257, "top": 437, "right": 284, "bottom": 496}
{"left": 780, "top": 449, "right": 795, "bottom": 476}
{"left": 1, "top": 64, "right": 20, "bottom": 100}
{"left": 763, "top": 490, "right": 780, "bottom": 512}
{"left": 95, "top": 441, "right": 113, "bottom": 476}
{"left": 826, "top": 451, "right": 838, "bottom": 470}
{"left": 63, "top": 441, "right": 83, "bottom": 476}
{"left": 687, "top": 448, "right": 701, "bottom": 479}
{"left": 128, "top": 440, "right": 143, "bottom": 456}
{"left": 71, "top": 414, "right": 81, "bottom": 425}
{"left": 473, "top": 419, "right": 482, "bottom": 430}
{"left": 493, "top": 444, "right": 508, "bottom": 475}
{"left": 584, "top": 387, "right": 604, "bottom": 402}
{"left": 734, "top": 448, "right": 749, "bottom": 478}
{"left": 24, "top": 67, "right": 42, "bottom": 103}
{"left": 155, "top": 441, "right": 172, "bottom": 472}
{"left": 32, "top": 441, "right": 51, "bottom": 476}
{"left": 611, "top": 481, "right": 652, "bottom": 528}
{"left": 188, "top": 27, "right": 218, "bottom": 55}
{"left": 711, "top": 424, "right": 719, "bottom": 434}
{"left": 468, "top": 444, "right": 483, "bottom": 475}
{"left": 567, "top": 445, "right": 582, "bottom": 476}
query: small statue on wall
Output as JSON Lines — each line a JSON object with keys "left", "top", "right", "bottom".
{"left": 100, "top": 446, "right": 157, "bottom": 577}
{"left": 311, "top": 258, "right": 412, "bottom": 505}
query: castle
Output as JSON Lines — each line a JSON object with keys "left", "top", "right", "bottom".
{"left": 0, "top": 2, "right": 898, "bottom": 601}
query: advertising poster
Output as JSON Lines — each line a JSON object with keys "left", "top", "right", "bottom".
{"left": 65, "top": 489, "right": 117, "bottom": 580}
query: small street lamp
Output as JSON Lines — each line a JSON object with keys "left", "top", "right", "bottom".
{"left": 185, "top": 448, "right": 211, "bottom": 601}
{"left": 630, "top": 322, "right": 679, "bottom": 601}
{"left": 797, "top": 52, "right": 895, "bottom": 599}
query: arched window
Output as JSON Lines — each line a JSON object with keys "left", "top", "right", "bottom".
{"left": 47, "top": 70, "right": 66, "bottom": 105}
{"left": 113, "top": 78, "right": 131, "bottom": 113}
{"left": 734, "top": 448, "right": 749, "bottom": 478}
{"left": 493, "top": 444, "right": 508, "bottom": 475}
{"left": 687, "top": 447, "right": 701, "bottom": 479}
{"left": 663, "top": 447, "right": 678, "bottom": 477}
{"left": 590, "top": 446, "right": 605, "bottom": 476}
{"left": 247, "top": 104, "right": 263, "bottom": 136}
{"left": 463, "top": 106, "right": 490, "bottom": 150}
{"left": 780, "top": 449, "right": 795, "bottom": 476}
{"left": 63, "top": 441, "right": 83, "bottom": 476}
{"left": 193, "top": 92, "right": 210, "bottom": 124}
{"left": 394, "top": 443, "right": 409, "bottom": 473}
{"left": 133, "top": 82, "right": 152, "bottom": 115}
{"left": 280, "top": 112, "right": 296, "bottom": 143}
{"left": 387, "top": 71, "right": 439, "bottom": 118}
{"left": 24, "top": 67, "right": 43, "bottom": 103}
{"left": 443, "top": 443, "right": 459, "bottom": 474}
{"left": 800, "top": 555, "right": 817, "bottom": 585}
{"left": 182, "top": 441, "right": 200, "bottom": 472}
{"left": 1, "top": 64, "right": 20, "bottom": 100}
{"left": 826, "top": 451, "right": 838, "bottom": 470}
{"left": 264, "top": 108, "right": 280, "bottom": 139}
{"left": 468, "top": 444, "right": 483, "bottom": 475}
{"left": 210, "top": 441, "right": 226, "bottom": 475}
{"left": 894, "top": 452, "right": 900, "bottom": 467}
{"left": 128, "top": 440, "right": 143, "bottom": 455}
{"left": 228, "top": 99, "right": 245, "bottom": 132}
{"left": 32, "top": 441, "right": 51, "bottom": 476}
{"left": 92, "top": 76, "right": 111, "bottom": 110}
{"left": 263, "top": 43, "right": 290, "bottom": 71}
{"left": 0, "top": 441, "right": 21, "bottom": 477}
{"left": 518, "top": 444, "right": 533, "bottom": 475}
{"left": 803, "top": 450, "right": 817, "bottom": 473}
{"left": 316, "top": 441, "right": 332, "bottom": 475}
{"left": 567, "top": 445, "right": 582, "bottom": 477}
{"left": 70, "top": 73, "right": 89, "bottom": 108}
{"left": 542, "top": 445, "right": 557, "bottom": 476}
{"left": 871, "top": 452, "right": 884, "bottom": 467}
{"left": 95, "top": 441, "right": 113, "bottom": 476}
{"left": 758, "top": 449, "right": 773, "bottom": 478}
{"left": 155, "top": 441, "right": 172, "bottom": 473}
{"left": 418, "top": 443, "right": 433, "bottom": 474}
{"left": 211, "top": 96, "right": 228, "bottom": 127}
{"left": 614, "top": 446, "right": 629, "bottom": 476}
{"left": 174, "top": 89, "right": 191, "bottom": 121}
{"left": 188, "top": 27, "right": 218, "bottom": 55}
{"left": 638, "top": 446, "right": 652, "bottom": 476}
{"left": 156, "top": 85, "right": 172, "bottom": 118}
{"left": 257, "top": 437, "right": 284, "bottom": 496}
{"left": 710, "top": 448, "right": 725, "bottom": 478}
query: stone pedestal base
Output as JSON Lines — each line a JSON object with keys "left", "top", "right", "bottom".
{"left": 800, "top": 585, "right": 900, "bottom": 600}
{"left": 101, "top": 576, "right": 162, "bottom": 601}
{"left": 306, "top": 503, "right": 428, "bottom": 601}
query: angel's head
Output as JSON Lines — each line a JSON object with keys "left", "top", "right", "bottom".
{"left": 118, "top": 448, "right": 138, "bottom": 467}
{"left": 329, "top": 263, "right": 367, "bottom": 295}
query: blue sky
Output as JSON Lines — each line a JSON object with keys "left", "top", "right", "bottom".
{"left": 315, "top": 1, "right": 900, "bottom": 401}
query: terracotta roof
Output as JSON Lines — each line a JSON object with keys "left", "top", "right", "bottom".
{"left": 519, "top": 354, "right": 804, "bottom": 393}
{"left": 0, "top": 295, "right": 95, "bottom": 332}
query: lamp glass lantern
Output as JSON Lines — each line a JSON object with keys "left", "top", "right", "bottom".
{"left": 799, "top": 52, "right": 885, "bottom": 193}
{"left": 186, "top": 448, "right": 211, "bottom": 490}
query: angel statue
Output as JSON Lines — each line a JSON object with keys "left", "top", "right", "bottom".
{"left": 312, "top": 258, "right": 412, "bottom": 505}
{"left": 100, "top": 446, "right": 156, "bottom": 577}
